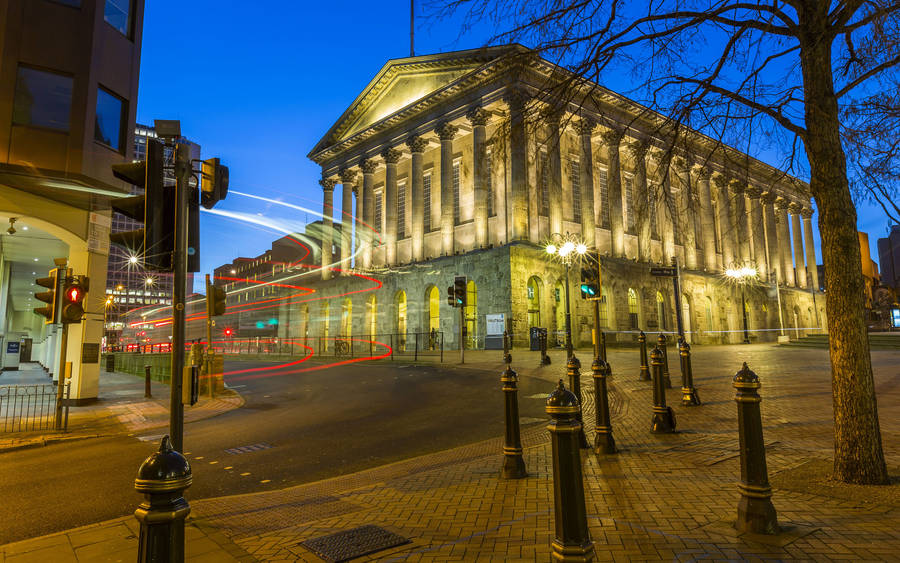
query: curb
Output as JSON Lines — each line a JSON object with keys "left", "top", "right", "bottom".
{"left": 0, "top": 432, "right": 110, "bottom": 454}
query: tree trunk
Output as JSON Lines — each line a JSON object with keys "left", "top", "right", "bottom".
{"left": 799, "top": 6, "right": 888, "bottom": 485}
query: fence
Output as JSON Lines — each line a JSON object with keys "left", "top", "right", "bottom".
{"left": 0, "top": 383, "right": 69, "bottom": 433}
{"left": 314, "top": 332, "right": 445, "bottom": 362}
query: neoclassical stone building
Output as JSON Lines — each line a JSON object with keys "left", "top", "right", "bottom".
{"left": 301, "top": 45, "right": 824, "bottom": 349}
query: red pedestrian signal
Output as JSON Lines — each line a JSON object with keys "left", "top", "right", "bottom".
{"left": 60, "top": 276, "right": 89, "bottom": 324}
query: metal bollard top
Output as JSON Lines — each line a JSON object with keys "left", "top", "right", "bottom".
{"left": 679, "top": 338, "right": 690, "bottom": 356}
{"left": 546, "top": 379, "right": 579, "bottom": 415}
{"left": 135, "top": 435, "right": 192, "bottom": 494}
{"left": 657, "top": 333, "right": 667, "bottom": 345}
{"left": 591, "top": 357, "right": 608, "bottom": 376}
{"left": 566, "top": 356, "right": 581, "bottom": 371}
{"left": 504, "top": 353, "right": 513, "bottom": 365}
{"left": 733, "top": 362, "right": 761, "bottom": 389}
{"left": 501, "top": 364, "right": 518, "bottom": 384}
{"left": 650, "top": 345, "right": 663, "bottom": 365}
{"left": 638, "top": 330, "right": 645, "bottom": 342}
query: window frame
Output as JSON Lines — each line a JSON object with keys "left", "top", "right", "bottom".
{"left": 94, "top": 85, "right": 127, "bottom": 153}
{"left": 12, "top": 64, "right": 75, "bottom": 133}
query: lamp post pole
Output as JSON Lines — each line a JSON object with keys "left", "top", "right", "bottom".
{"left": 563, "top": 260, "right": 573, "bottom": 360}
{"left": 740, "top": 287, "right": 750, "bottom": 344}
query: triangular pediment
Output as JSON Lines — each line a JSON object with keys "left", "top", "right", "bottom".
{"left": 310, "top": 46, "right": 524, "bottom": 159}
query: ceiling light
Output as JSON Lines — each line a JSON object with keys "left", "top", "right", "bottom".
{"left": 33, "top": 258, "right": 38, "bottom": 262}
{"left": 7, "top": 217, "right": 16, "bottom": 235}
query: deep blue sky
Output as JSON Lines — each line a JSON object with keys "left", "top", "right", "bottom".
{"left": 135, "top": 1, "right": 891, "bottom": 289}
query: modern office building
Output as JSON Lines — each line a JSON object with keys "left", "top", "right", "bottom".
{"left": 0, "top": 0, "right": 145, "bottom": 400}
{"left": 878, "top": 224, "right": 900, "bottom": 292}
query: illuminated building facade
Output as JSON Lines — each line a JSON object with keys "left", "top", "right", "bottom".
{"left": 300, "top": 46, "right": 825, "bottom": 349}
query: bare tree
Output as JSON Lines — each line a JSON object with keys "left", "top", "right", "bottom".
{"left": 430, "top": 0, "right": 900, "bottom": 485}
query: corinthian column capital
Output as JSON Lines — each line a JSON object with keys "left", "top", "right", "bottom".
{"left": 627, "top": 140, "right": 650, "bottom": 160}
{"left": 745, "top": 185, "right": 762, "bottom": 199}
{"left": 800, "top": 206, "right": 814, "bottom": 219}
{"left": 573, "top": 118, "right": 596, "bottom": 136}
{"left": 340, "top": 168, "right": 357, "bottom": 184}
{"left": 319, "top": 178, "right": 337, "bottom": 191}
{"left": 774, "top": 196, "right": 791, "bottom": 210}
{"left": 728, "top": 179, "right": 747, "bottom": 195}
{"left": 788, "top": 201, "right": 803, "bottom": 214}
{"left": 761, "top": 190, "right": 778, "bottom": 205}
{"left": 381, "top": 147, "right": 402, "bottom": 164}
{"left": 601, "top": 127, "right": 625, "bottom": 147}
{"left": 465, "top": 106, "right": 490, "bottom": 127}
{"left": 435, "top": 122, "right": 459, "bottom": 141}
{"left": 406, "top": 135, "right": 429, "bottom": 153}
{"left": 360, "top": 158, "right": 377, "bottom": 174}
{"left": 713, "top": 174, "right": 731, "bottom": 191}
{"left": 694, "top": 165, "right": 711, "bottom": 181}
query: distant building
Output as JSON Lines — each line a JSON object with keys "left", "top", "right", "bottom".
{"left": 104, "top": 124, "right": 200, "bottom": 350}
{"left": 859, "top": 232, "right": 880, "bottom": 310}
{"left": 878, "top": 224, "right": 900, "bottom": 291}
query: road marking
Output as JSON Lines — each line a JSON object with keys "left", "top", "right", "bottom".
{"left": 260, "top": 479, "right": 271, "bottom": 484}
{"left": 184, "top": 452, "right": 191, "bottom": 455}
{"left": 209, "top": 461, "right": 218, "bottom": 464}
{"left": 194, "top": 456, "right": 204, "bottom": 460}
{"left": 240, "top": 472, "right": 251, "bottom": 476}
{"left": 229, "top": 384, "right": 247, "bottom": 389}
{"left": 224, "top": 466, "right": 233, "bottom": 470}
{"left": 225, "top": 442, "right": 273, "bottom": 455}
{"left": 137, "top": 434, "right": 165, "bottom": 442}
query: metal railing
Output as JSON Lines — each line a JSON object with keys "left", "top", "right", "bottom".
{"left": 0, "top": 383, "right": 69, "bottom": 433}
{"left": 315, "top": 332, "right": 445, "bottom": 362}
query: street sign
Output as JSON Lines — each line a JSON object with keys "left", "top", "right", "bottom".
{"left": 650, "top": 267, "right": 677, "bottom": 277}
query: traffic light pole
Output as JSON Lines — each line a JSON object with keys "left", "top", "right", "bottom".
{"left": 54, "top": 321, "right": 69, "bottom": 430}
{"left": 459, "top": 305, "right": 465, "bottom": 364}
{"left": 673, "top": 257, "right": 685, "bottom": 339}
{"left": 205, "top": 273, "right": 214, "bottom": 400}
{"left": 169, "top": 143, "right": 191, "bottom": 453}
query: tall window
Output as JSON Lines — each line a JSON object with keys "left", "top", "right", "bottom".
{"left": 624, "top": 176, "right": 635, "bottom": 233}
{"left": 374, "top": 188, "right": 383, "bottom": 236}
{"left": 486, "top": 149, "right": 495, "bottom": 217}
{"left": 423, "top": 173, "right": 432, "bottom": 232}
{"left": 397, "top": 180, "right": 407, "bottom": 239}
{"left": 599, "top": 289, "right": 609, "bottom": 328}
{"left": 428, "top": 286, "right": 440, "bottom": 333}
{"left": 13, "top": 66, "right": 73, "bottom": 131}
{"left": 104, "top": 0, "right": 133, "bottom": 37}
{"left": 452, "top": 159, "right": 461, "bottom": 225}
{"left": 366, "top": 295, "right": 377, "bottom": 336}
{"left": 396, "top": 291, "right": 407, "bottom": 351}
{"left": 628, "top": 288, "right": 639, "bottom": 329}
{"left": 649, "top": 186, "right": 659, "bottom": 239}
{"left": 95, "top": 87, "right": 125, "bottom": 151}
{"left": 465, "top": 280, "right": 478, "bottom": 349}
{"left": 570, "top": 158, "right": 582, "bottom": 223}
{"left": 540, "top": 151, "right": 550, "bottom": 216}
{"left": 527, "top": 276, "right": 541, "bottom": 328}
{"left": 656, "top": 290, "right": 668, "bottom": 331}
{"left": 713, "top": 200, "right": 721, "bottom": 252}
{"left": 598, "top": 168, "right": 610, "bottom": 228}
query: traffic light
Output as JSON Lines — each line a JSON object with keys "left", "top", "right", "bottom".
{"left": 33, "top": 268, "right": 61, "bottom": 323}
{"left": 206, "top": 282, "right": 227, "bottom": 317}
{"left": 454, "top": 276, "right": 467, "bottom": 308}
{"left": 200, "top": 157, "right": 229, "bottom": 209}
{"left": 447, "top": 286, "right": 455, "bottom": 307}
{"left": 223, "top": 327, "right": 234, "bottom": 338}
{"left": 60, "top": 276, "right": 89, "bottom": 324}
{"left": 182, "top": 366, "right": 199, "bottom": 406}
{"left": 580, "top": 253, "right": 600, "bottom": 299}
{"left": 110, "top": 139, "right": 173, "bottom": 271}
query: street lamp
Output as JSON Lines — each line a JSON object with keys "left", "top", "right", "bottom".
{"left": 545, "top": 233, "right": 589, "bottom": 360}
{"left": 726, "top": 266, "right": 757, "bottom": 344}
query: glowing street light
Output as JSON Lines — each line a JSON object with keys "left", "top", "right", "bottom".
{"left": 544, "top": 233, "right": 589, "bottom": 360}
{"left": 726, "top": 266, "right": 758, "bottom": 344}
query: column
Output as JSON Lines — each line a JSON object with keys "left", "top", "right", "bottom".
{"left": 790, "top": 202, "right": 807, "bottom": 288}
{"left": 629, "top": 141, "right": 651, "bottom": 262}
{"left": 575, "top": 118, "right": 597, "bottom": 247}
{"left": 467, "top": 106, "right": 490, "bottom": 248}
{"left": 695, "top": 166, "right": 717, "bottom": 270}
{"left": 505, "top": 90, "right": 530, "bottom": 241}
{"left": 762, "top": 191, "right": 780, "bottom": 283}
{"left": 674, "top": 158, "right": 696, "bottom": 269}
{"left": 319, "top": 178, "right": 336, "bottom": 280}
{"left": 546, "top": 112, "right": 563, "bottom": 236}
{"left": 381, "top": 147, "right": 401, "bottom": 265}
{"left": 360, "top": 159, "right": 376, "bottom": 269}
{"left": 714, "top": 175, "right": 735, "bottom": 268}
{"left": 602, "top": 128, "right": 625, "bottom": 257}
{"left": 339, "top": 169, "right": 355, "bottom": 274}
{"left": 801, "top": 206, "right": 819, "bottom": 290}
{"left": 730, "top": 180, "right": 751, "bottom": 265}
{"left": 436, "top": 121, "right": 459, "bottom": 253}
{"left": 406, "top": 135, "right": 428, "bottom": 261}
{"left": 655, "top": 155, "right": 675, "bottom": 262}
{"left": 775, "top": 196, "right": 795, "bottom": 286}
{"left": 353, "top": 185, "right": 361, "bottom": 269}
{"left": 746, "top": 187, "right": 767, "bottom": 279}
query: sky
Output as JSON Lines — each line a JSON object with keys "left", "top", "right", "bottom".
{"left": 135, "top": 0, "right": 893, "bottom": 290}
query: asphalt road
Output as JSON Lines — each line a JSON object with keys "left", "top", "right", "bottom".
{"left": 0, "top": 358, "right": 551, "bottom": 544}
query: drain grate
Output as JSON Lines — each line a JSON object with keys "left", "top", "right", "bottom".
{"left": 300, "top": 524, "right": 410, "bottom": 562}
{"left": 224, "top": 442, "right": 273, "bottom": 455}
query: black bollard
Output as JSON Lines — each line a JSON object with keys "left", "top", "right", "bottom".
{"left": 135, "top": 435, "right": 192, "bottom": 563}
{"left": 501, "top": 353, "right": 528, "bottom": 479}
{"left": 599, "top": 330, "right": 607, "bottom": 363}
{"left": 650, "top": 346, "right": 676, "bottom": 433}
{"left": 541, "top": 330, "right": 551, "bottom": 365}
{"left": 657, "top": 333, "right": 672, "bottom": 388}
{"left": 566, "top": 356, "right": 591, "bottom": 449}
{"left": 144, "top": 365, "right": 152, "bottom": 398}
{"left": 678, "top": 337, "right": 701, "bottom": 406}
{"left": 638, "top": 331, "right": 650, "bottom": 381}
{"left": 733, "top": 363, "right": 779, "bottom": 535}
{"left": 546, "top": 380, "right": 595, "bottom": 561}
{"left": 592, "top": 357, "right": 616, "bottom": 455}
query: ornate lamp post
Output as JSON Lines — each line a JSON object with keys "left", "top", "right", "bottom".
{"left": 726, "top": 266, "right": 757, "bottom": 344}
{"left": 545, "top": 233, "right": 588, "bottom": 361}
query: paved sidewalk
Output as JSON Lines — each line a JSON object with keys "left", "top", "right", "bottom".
{"left": 0, "top": 367, "right": 243, "bottom": 453}
{"left": 3, "top": 343, "right": 900, "bottom": 561}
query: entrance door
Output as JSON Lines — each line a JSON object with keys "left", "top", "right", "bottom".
{"left": 19, "top": 338, "right": 32, "bottom": 362}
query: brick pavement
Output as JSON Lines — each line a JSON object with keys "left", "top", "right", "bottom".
{"left": 3, "top": 343, "right": 900, "bottom": 561}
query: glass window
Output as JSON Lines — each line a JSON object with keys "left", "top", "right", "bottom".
{"left": 398, "top": 180, "right": 407, "bottom": 239}
{"left": 570, "top": 158, "right": 581, "bottom": 223}
{"left": 12, "top": 66, "right": 73, "bottom": 131}
{"left": 624, "top": 176, "right": 635, "bottom": 233}
{"left": 598, "top": 168, "right": 610, "bottom": 228}
{"left": 486, "top": 150, "right": 495, "bottom": 217}
{"left": 95, "top": 87, "right": 126, "bottom": 151}
{"left": 105, "top": 0, "right": 133, "bottom": 37}
{"left": 540, "top": 151, "right": 550, "bottom": 217}
{"left": 423, "top": 174, "right": 432, "bottom": 232}
{"left": 452, "top": 160, "right": 461, "bottom": 225}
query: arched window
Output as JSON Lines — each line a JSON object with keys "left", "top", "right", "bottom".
{"left": 341, "top": 298, "right": 352, "bottom": 338}
{"left": 656, "top": 290, "right": 667, "bottom": 331}
{"left": 527, "top": 276, "right": 542, "bottom": 328}
{"left": 366, "top": 295, "right": 377, "bottom": 336}
{"left": 322, "top": 301, "right": 330, "bottom": 352}
{"left": 705, "top": 297, "right": 713, "bottom": 334}
{"left": 599, "top": 287, "right": 610, "bottom": 328}
{"left": 465, "top": 280, "right": 478, "bottom": 349}
{"left": 427, "top": 286, "right": 440, "bottom": 333}
{"left": 627, "top": 288, "right": 639, "bottom": 330}
{"left": 395, "top": 290, "right": 407, "bottom": 350}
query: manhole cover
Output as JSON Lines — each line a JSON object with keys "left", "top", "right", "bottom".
{"left": 300, "top": 524, "right": 410, "bottom": 562}
{"left": 224, "top": 442, "right": 273, "bottom": 455}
